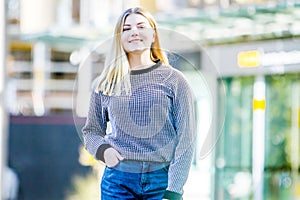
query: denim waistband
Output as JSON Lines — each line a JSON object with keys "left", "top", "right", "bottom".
{"left": 111, "top": 160, "right": 170, "bottom": 173}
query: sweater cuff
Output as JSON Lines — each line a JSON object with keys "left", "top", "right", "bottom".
{"left": 95, "top": 144, "right": 112, "bottom": 162}
{"left": 163, "top": 190, "right": 182, "bottom": 200}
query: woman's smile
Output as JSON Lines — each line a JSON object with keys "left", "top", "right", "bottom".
{"left": 129, "top": 38, "right": 143, "bottom": 43}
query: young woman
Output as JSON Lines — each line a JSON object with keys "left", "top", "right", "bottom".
{"left": 82, "top": 7, "right": 196, "bottom": 200}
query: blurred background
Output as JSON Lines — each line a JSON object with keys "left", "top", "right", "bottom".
{"left": 1, "top": 0, "right": 300, "bottom": 199}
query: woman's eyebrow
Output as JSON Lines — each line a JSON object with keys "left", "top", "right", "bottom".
{"left": 123, "top": 22, "right": 147, "bottom": 27}
{"left": 137, "top": 22, "right": 146, "bottom": 25}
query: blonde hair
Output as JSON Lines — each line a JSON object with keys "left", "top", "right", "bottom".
{"left": 97, "top": 7, "right": 169, "bottom": 96}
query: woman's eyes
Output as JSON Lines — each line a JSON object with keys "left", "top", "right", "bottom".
{"left": 123, "top": 25, "right": 146, "bottom": 32}
{"left": 138, "top": 25, "right": 146, "bottom": 29}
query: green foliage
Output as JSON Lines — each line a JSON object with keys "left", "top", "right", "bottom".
{"left": 265, "top": 73, "right": 299, "bottom": 168}
{"left": 66, "top": 171, "right": 100, "bottom": 200}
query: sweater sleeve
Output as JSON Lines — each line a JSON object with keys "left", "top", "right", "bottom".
{"left": 81, "top": 90, "right": 111, "bottom": 162}
{"left": 165, "top": 71, "right": 196, "bottom": 197}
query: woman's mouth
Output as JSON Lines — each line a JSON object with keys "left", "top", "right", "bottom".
{"left": 129, "top": 39, "right": 143, "bottom": 43}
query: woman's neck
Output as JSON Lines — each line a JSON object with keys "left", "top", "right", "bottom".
{"left": 127, "top": 50, "right": 155, "bottom": 70}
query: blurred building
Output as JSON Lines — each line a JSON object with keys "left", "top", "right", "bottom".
{"left": 4, "top": 0, "right": 300, "bottom": 200}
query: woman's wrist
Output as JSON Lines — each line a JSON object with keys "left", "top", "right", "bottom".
{"left": 96, "top": 144, "right": 112, "bottom": 162}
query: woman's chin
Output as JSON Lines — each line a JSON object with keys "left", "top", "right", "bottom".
{"left": 127, "top": 47, "right": 149, "bottom": 54}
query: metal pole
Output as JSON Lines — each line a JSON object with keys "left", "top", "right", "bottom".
{"left": 252, "top": 75, "right": 266, "bottom": 200}
{"left": 0, "top": 0, "right": 8, "bottom": 199}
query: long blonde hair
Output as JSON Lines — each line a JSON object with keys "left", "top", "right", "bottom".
{"left": 97, "top": 7, "right": 169, "bottom": 96}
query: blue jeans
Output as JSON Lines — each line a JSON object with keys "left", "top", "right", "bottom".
{"left": 101, "top": 160, "right": 169, "bottom": 200}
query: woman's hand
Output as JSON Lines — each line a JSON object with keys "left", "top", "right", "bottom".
{"left": 103, "top": 147, "right": 124, "bottom": 168}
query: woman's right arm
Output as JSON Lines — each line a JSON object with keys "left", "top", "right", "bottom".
{"left": 81, "top": 91, "right": 111, "bottom": 162}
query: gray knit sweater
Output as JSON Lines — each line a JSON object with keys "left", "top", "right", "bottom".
{"left": 82, "top": 61, "right": 196, "bottom": 196}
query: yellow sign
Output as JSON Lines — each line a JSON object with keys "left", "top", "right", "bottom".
{"left": 238, "top": 50, "right": 261, "bottom": 68}
{"left": 296, "top": 182, "right": 300, "bottom": 197}
{"left": 253, "top": 99, "right": 265, "bottom": 110}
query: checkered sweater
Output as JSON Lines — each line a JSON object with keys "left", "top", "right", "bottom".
{"left": 82, "top": 61, "right": 196, "bottom": 195}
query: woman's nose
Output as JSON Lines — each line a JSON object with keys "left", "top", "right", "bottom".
{"left": 130, "top": 27, "right": 139, "bottom": 36}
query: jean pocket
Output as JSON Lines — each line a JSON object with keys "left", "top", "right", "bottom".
{"left": 107, "top": 160, "right": 122, "bottom": 169}
{"left": 162, "top": 165, "right": 169, "bottom": 173}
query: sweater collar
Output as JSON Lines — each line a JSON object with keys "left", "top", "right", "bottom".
{"left": 130, "top": 60, "right": 162, "bottom": 75}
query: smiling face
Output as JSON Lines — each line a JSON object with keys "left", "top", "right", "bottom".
{"left": 121, "top": 13, "right": 155, "bottom": 54}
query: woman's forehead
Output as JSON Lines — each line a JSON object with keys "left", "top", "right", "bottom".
{"left": 123, "top": 13, "right": 151, "bottom": 26}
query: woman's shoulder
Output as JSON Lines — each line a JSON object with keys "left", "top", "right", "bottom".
{"left": 90, "top": 76, "right": 109, "bottom": 96}
{"left": 160, "top": 64, "right": 189, "bottom": 84}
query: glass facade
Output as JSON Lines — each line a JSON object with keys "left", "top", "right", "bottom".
{"left": 215, "top": 73, "right": 300, "bottom": 199}
{"left": 216, "top": 77, "right": 254, "bottom": 199}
